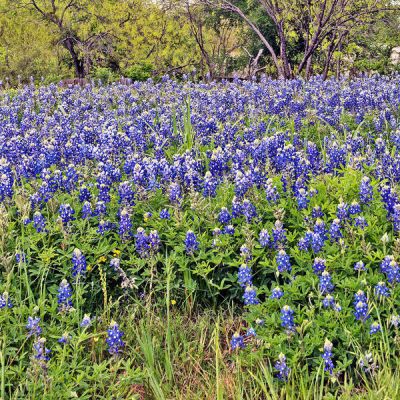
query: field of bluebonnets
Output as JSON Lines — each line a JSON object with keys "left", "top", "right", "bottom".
{"left": 2, "top": 75, "right": 400, "bottom": 399}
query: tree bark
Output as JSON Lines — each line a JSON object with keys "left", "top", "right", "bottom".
{"left": 63, "top": 38, "right": 85, "bottom": 78}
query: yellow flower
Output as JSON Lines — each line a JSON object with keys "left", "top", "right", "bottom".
{"left": 171, "top": 299, "right": 176, "bottom": 305}
{"left": 97, "top": 256, "right": 107, "bottom": 264}
{"left": 87, "top": 265, "right": 93, "bottom": 272}
{"left": 113, "top": 249, "right": 121, "bottom": 256}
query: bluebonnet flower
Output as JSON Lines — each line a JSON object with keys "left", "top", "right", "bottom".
{"left": 354, "top": 290, "right": 368, "bottom": 305}
{"left": 313, "top": 258, "right": 326, "bottom": 275}
{"left": 231, "top": 196, "right": 242, "bottom": 218}
{"left": 81, "top": 201, "right": 92, "bottom": 219}
{"left": 259, "top": 229, "right": 270, "bottom": 247}
{"left": 314, "top": 219, "right": 327, "bottom": 240}
{"left": 80, "top": 314, "right": 92, "bottom": 328}
{"left": 296, "top": 188, "right": 309, "bottom": 210}
{"left": 354, "top": 216, "right": 368, "bottom": 229}
{"left": 380, "top": 184, "right": 398, "bottom": 217}
{"left": 390, "top": 315, "right": 400, "bottom": 328}
{"left": 265, "top": 179, "right": 280, "bottom": 203}
{"left": 94, "top": 201, "right": 107, "bottom": 217}
{"left": 380, "top": 256, "right": 394, "bottom": 274}
{"left": 223, "top": 224, "right": 235, "bottom": 235}
{"left": 15, "top": 252, "right": 26, "bottom": 264}
{"left": 148, "top": 230, "right": 161, "bottom": 254}
{"left": 393, "top": 204, "right": 400, "bottom": 233}
{"left": 386, "top": 259, "right": 400, "bottom": 284}
{"left": 280, "top": 305, "right": 295, "bottom": 332}
{"left": 119, "top": 208, "right": 132, "bottom": 240}
{"left": 58, "top": 333, "right": 71, "bottom": 345}
{"left": 203, "top": 171, "right": 218, "bottom": 197}
{"left": 349, "top": 201, "right": 361, "bottom": 215}
{"left": 243, "top": 286, "right": 259, "bottom": 305}
{"left": 336, "top": 202, "right": 348, "bottom": 222}
{"left": 354, "top": 261, "right": 366, "bottom": 272}
{"left": 79, "top": 185, "right": 91, "bottom": 203}
{"left": 242, "top": 199, "right": 257, "bottom": 222}
{"left": 218, "top": 207, "right": 231, "bottom": 224}
{"left": 272, "top": 220, "right": 286, "bottom": 248}
{"left": 106, "top": 321, "right": 125, "bottom": 356}
{"left": 238, "top": 264, "right": 253, "bottom": 287}
{"left": 0, "top": 292, "right": 12, "bottom": 309}
{"left": 169, "top": 182, "right": 181, "bottom": 204}
{"left": 32, "top": 337, "right": 51, "bottom": 371}
{"left": 274, "top": 353, "right": 290, "bottom": 381}
{"left": 240, "top": 245, "right": 252, "bottom": 261}
{"left": 59, "top": 203, "right": 75, "bottom": 225}
{"left": 98, "top": 219, "right": 114, "bottom": 235}
{"left": 312, "top": 206, "right": 324, "bottom": 219}
{"left": 72, "top": 248, "right": 86, "bottom": 278}
{"left": 276, "top": 250, "right": 291, "bottom": 273}
{"left": 230, "top": 332, "right": 245, "bottom": 350}
{"left": 375, "top": 281, "right": 390, "bottom": 298}
{"left": 246, "top": 327, "right": 256, "bottom": 337}
{"left": 360, "top": 176, "right": 373, "bottom": 204}
{"left": 322, "top": 294, "right": 335, "bottom": 308}
{"left": 185, "top": 230, "right": 199, "bottom": 255}
{"left": 57, "top": 279, "right": 72, "bottom": 312}
{"left": 270, "top": 287, "right": 284, "bottom": 299}
{"left": 329, "top": 219, "right": 342, "bottom": 242}
{"left": 319, "top": 271, "right": 334, "bottom": 294}
{"left": 311, "top": 233, "right": 324, "bottom": 253}
{"left": 322, "top": 339, "right": 334, "bottom": 374}
{"left": 298, "top": 230, "right": 313, "bottom": 251}
{"left": 354, "top": 301, "right": 369, "bottom": 322}
{"left": 33, "top": 211, "right": 46, "bottom": 233}
{"left": 26, "top": 316, "right": 42, "bottom": 337}
{"left": 160, "top": 208, "right": 171, "bottom": 220}
{"left": 110, "top": 258, "right": 120, "bottom": 271}
{"left": 118, "top": 181, "right": 135, "bottom": 206}
{"left": 370, "top": 321, "right": 381, "bottom": 335}
{"left": 135, "top": 227, "right": 150, "bottom": 258}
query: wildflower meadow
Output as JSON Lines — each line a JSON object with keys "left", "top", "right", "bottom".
{"left": 2, "top": 76, "right": 400, "bottom": 399}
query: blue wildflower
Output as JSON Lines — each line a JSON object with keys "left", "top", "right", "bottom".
{"left": 160, "top": 208, "right": 171, "bottom": 220}
{"left": 243, "top": 286, "right": 259, "bottom": 305}
{"left": 322, "top": 339, "right": 334, "bottom": 375}
{"left": 185, "top": 230, "right": 199, "bottom": 255}
{"left": 270, "top": 287, "right": 284, "bottom": 299}
{"left": 274, "top": 353, "right": 290, "bottom": 381}
{"left": 106, "top": 321, "right": 125, "bottom": 356}
{"left": 319, "top": 271, "right": 334, "bottom": 294}
{"left": 72, "top": 248, "right": 86, "bottom": 278}
{"left": 57, "top": 279, "right": 72, "bottom": 313}
{"left": 26, "top": 316, "right": 42, "bottom": 337}
{"left": 238, "top": 264, "right": 253, "bottom": 287}
{"left": 0, "top": 292, "right": 12, "bottom": 309}
{"left": 276, "top": 250, "right": 291, "bottom": 273}
{"left": 370, "top": 321, "right": 381, "bottom": 335}
{"left": 230, "top": 332, "right": 245, "bottom": 350}
{"left": 280, "top": 305, "right": 295, "bottom": 332}
{"left": 374, "top": 281, "right": 390, "bottom": 298}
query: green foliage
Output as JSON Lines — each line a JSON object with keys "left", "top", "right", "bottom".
{"left": 124, "top": 62, "right": 153, "bottom": 82}
{"left": 91, "top": 67, "right": 117, "bottom": 84}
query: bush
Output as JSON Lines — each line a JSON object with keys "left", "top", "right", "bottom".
{"left": 123, "top": 62, "right": 154, "bottom": 82}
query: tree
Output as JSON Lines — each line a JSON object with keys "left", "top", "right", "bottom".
{"left": 204, "top": 0, "right": 396, "bottom": 79}
{"left": 7, "top": 0, "right": 132, "bottom": 78}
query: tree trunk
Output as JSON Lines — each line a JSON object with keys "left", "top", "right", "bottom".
{"left": 306, "top": 56, "right": 312, "bottom": 80}
{"left": 277, "top": 22, "right": 292, "bottom": 79}
{"left": 63, "top": 38, "right": 85, "bottom": 78}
